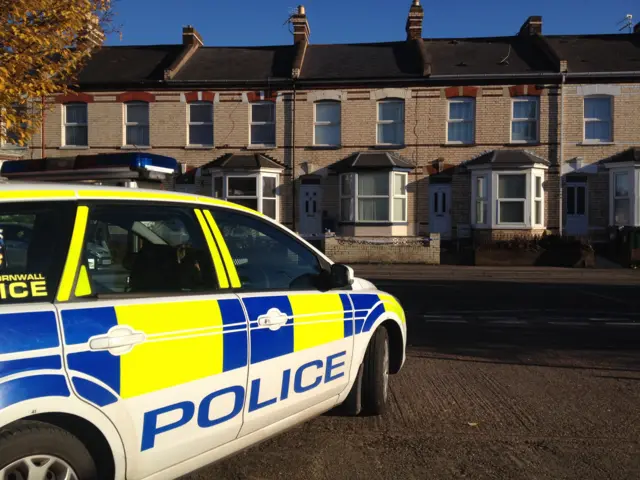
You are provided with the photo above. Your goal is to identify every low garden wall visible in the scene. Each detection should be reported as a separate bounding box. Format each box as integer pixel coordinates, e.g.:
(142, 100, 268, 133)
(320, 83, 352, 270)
(324, 234, 441, 265)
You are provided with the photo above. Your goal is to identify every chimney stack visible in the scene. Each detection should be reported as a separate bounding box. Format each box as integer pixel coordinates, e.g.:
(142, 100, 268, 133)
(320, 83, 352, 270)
(406, 0, 424, 41)
(292, 5, 310, 44)
(183, 25, 204, 47)
(519, 16, 542, 36)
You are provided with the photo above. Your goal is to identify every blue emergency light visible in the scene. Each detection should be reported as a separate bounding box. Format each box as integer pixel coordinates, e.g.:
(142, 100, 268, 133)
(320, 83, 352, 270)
(0, 153, 180, 185)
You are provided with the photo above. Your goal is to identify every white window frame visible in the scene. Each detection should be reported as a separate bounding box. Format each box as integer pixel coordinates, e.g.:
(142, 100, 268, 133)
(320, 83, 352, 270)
(249, 101, 276, 147)
(63, 102, 88, 147)
(392, 172, 408, 222)
(470, 166, 547, 229)
(188, 101, 214, 146)
(339, 171, 409, 223)
(313, 101, 341, 146)
(510, 96, 539, 144)
(376, 99, 405, 146)
(533, 173, 544, 227)
(607, 168, 636, 227)
(497, 173, 528, 226)
(210, 171, 280, 221)
(583, 95, 613, 143)
(447, 97, 475, 145)
(124, 101, 150, 147)
(471, 173, 489, 226)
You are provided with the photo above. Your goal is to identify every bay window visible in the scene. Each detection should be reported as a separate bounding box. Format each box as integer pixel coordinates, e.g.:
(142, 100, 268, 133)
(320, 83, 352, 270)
(210, 172, 279, 220)
(584, 96, 612, 143)
(471, 167, 547, 229)
(447, 98, 475, 144)
(511, 97, 539, 143)
(314, 101, 341, 146)
(340, 171, 408, 223)
(377, 100, 405, 146)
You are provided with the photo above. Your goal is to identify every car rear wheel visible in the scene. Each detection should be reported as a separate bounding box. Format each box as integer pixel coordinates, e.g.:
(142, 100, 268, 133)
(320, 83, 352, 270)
(361, 326, 390, 415)
(0, 421, 97, 480)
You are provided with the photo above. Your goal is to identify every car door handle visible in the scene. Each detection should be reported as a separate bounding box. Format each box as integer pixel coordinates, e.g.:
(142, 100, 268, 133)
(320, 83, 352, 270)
(257, 308, 289, 331)
(89, 326, 146, 355)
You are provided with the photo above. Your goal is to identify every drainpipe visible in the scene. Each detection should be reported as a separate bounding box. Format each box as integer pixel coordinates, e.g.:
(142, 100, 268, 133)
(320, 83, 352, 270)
(40, 96, 46, 159)
(558, 73, 566, 236)
(291, 82, 297, 232)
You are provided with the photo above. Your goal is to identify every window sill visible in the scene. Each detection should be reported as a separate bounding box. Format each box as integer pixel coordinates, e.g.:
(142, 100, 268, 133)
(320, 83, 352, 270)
(577, 141, 615, 146)
(442, 142, 476, 147)
(120, 145, 151, 150)
(339, 222, 408, 226)
(58, 145, 90, 150)
(307, 145, 342, 150)
(491, 225, 543, 230)
(372, 144, 406, 150)
(509, 141, 540, 146)
(0, 146, 28, 151)
(246, 144, 276, 150)
(184, 145, 214, 150)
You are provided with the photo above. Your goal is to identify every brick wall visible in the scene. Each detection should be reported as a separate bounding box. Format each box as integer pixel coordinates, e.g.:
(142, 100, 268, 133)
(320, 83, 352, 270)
(324, 234, 440, 264)
(16, 82, 640, 241)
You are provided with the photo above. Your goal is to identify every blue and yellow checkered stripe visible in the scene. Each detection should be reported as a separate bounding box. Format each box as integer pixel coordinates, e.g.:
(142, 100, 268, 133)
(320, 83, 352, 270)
(62, 298, 247, 402)
(59, 292, 404, 405)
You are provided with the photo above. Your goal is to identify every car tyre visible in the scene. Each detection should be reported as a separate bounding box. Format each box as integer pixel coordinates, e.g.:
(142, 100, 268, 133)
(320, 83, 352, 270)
(361, 326, 390, 415)
(0, 420, 97, 480)
(338, 361, 364, 416)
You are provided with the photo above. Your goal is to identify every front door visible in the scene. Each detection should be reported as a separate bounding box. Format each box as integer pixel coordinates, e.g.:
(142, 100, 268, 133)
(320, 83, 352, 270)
(430, 184, 452, 240)
(207, 208, 354, 438)
(56, 203, 249, 480)
(299, 184, 323, 236)
(566, 183, 588, 236)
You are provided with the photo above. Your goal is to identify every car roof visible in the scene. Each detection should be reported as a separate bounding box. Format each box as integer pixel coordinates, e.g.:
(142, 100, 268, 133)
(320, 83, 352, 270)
(0, 181, 257, 215)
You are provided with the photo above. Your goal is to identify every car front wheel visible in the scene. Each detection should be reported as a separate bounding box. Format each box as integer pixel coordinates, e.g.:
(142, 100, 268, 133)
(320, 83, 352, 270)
(0, 421, 97, 480)
(361, 326, 390, 415)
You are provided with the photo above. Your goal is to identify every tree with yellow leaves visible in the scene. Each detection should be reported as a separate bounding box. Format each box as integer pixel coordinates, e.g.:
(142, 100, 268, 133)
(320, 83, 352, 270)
(0, 0, 114, 145)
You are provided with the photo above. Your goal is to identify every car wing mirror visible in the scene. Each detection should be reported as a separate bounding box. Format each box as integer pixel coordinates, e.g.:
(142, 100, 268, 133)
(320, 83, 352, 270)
(330, 263, 355, 289)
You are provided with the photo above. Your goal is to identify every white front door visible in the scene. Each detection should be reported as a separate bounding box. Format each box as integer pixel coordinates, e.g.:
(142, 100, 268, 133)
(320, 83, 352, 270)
(430, 184, 452, 240)
(299, 184, 323, 235)
(566, 183, 588, 236)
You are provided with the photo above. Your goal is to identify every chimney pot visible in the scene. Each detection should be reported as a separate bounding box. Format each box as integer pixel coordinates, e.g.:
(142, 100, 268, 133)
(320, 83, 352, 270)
(406, 0, 424, 41)
(292, 5, 310, 44)
(519, 15, 542, 36)
(183, 25, 204, 47)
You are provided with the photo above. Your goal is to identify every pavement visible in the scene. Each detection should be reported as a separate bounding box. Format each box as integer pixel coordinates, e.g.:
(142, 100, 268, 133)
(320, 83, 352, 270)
(183, 265, 640, 480)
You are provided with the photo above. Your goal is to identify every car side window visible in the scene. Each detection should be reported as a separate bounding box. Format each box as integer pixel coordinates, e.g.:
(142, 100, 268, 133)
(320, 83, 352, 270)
(79, 204, 219, 297)
(0, 202, 75, 304)
(208, 209, 326, 291)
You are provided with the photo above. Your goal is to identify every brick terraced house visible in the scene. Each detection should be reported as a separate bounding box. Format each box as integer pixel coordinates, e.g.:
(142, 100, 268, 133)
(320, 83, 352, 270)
(4, 1, 640, 245)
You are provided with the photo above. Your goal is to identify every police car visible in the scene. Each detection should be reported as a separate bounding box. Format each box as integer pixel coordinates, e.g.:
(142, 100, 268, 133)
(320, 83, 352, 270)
(0, 181, 406, 480)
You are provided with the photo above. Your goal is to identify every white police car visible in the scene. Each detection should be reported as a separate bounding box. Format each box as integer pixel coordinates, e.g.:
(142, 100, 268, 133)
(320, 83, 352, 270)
(0, 182, 406, 480)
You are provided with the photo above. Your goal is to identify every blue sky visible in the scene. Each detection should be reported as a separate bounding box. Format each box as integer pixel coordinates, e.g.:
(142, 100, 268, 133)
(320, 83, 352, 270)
(106, 0, 640, 46)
